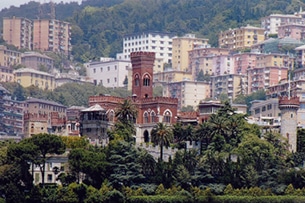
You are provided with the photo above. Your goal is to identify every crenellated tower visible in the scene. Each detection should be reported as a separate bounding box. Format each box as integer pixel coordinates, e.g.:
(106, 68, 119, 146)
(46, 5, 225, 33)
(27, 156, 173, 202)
(279, 96, 300, 152)
(131, 52, 155, 99)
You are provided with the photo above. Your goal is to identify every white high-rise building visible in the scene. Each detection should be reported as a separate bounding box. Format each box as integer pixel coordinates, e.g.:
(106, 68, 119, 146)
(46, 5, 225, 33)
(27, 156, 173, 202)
(85, 58, 131, 88)
(119, 32, 174, 73)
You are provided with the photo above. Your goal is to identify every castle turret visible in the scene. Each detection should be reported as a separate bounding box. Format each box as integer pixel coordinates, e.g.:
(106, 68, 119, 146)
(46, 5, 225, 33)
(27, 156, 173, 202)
(279, 96, 300, 152)
(131, 52, 155, 99)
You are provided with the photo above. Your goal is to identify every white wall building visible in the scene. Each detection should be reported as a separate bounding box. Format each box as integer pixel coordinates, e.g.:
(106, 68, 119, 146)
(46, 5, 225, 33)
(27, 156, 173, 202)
(85, 59, 131, 88)
(261, 14, 304, 35)
(119, 32, 174, 73)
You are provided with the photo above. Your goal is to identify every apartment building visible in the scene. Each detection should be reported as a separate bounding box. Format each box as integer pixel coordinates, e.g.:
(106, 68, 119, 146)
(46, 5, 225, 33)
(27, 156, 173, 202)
(165, 80, 210, 110)
(188, 47, 230, 78)
(172, 34, 209, 72)
(233, 53, 258, 75)
(21, 52, 54, 71)
(154, 69, 192, 84)
(261, 14, 304, 35)
(33, 19, 71, 55)
(85, 58, 131, 88)
(23, 98, 67, 138)
(3, 17, 32, 50)
(219, 25, 265, 50)
(278, 24, 305, 40)
(0, 45, 22, 67)
(295, 45, 305, 68)
(2, 95, 24, 136)
(120, 32, 174, 73)
(255, 53, 289, 68)
(14, 68, 55, 90)
(0, 66, 14, 82)
(212, 55, 235, 76)
(210, 74, 246, 101)
(247, 66, 288, 94)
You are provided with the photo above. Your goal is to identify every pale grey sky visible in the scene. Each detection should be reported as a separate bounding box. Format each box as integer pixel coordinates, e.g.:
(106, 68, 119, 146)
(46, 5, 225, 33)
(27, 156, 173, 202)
(0, 0, 82, 10)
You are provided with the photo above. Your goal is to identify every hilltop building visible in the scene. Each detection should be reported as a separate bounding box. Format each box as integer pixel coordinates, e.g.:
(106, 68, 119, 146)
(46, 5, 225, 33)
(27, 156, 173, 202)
(33, 19, 71, 55)
(0, 45, 22, 67)
(261, 14, 304, 36)
(218, 25, 265, 50)
(119, 32, 174, 73)
(3, 17, 32, 50)
(85, 58, 131, 88)
(172, 34, 210, 73)
(21, 52, 54, 71)
(14, 68, 55, 90)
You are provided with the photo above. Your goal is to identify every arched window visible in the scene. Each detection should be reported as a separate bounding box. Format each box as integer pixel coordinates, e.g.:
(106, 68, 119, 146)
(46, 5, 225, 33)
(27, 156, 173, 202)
(151, 111, 156, 123)
(134, 74, 140, 86)
(144, 130, 149, 143)
(144, 112, 149, 123)
(163, 110, 172, 123)
(143, 74, 150, 86)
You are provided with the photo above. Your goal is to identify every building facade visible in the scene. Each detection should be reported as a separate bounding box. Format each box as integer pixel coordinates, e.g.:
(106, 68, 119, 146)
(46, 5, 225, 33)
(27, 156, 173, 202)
(85, 58, 131, 87)
(121, 32, 174, 73)
(14, 68, 55, 90)
(261, 14, 304, 35)
(218, 25, 265, 50)
(0, 66, 14, 82)
(172, 34, 209, 72)
(21, 52, 54, 71)
(0, 45, 22, 67)
(3, 17, 32, 50)
(33, 19, 71, 55)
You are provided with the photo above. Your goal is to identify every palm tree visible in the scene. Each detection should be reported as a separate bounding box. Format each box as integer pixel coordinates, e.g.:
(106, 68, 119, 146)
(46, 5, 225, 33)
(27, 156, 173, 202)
(151, 122, 173, 161)
(115, 99, 138, 124)
(194, 122, 213, 154)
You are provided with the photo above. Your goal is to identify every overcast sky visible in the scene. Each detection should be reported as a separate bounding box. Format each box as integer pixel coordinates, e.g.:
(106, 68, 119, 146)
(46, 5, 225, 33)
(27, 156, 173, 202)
(0, 0, 82, 10)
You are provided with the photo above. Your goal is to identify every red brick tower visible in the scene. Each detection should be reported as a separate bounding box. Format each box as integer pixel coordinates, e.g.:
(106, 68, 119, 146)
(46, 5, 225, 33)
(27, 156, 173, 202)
(131, 52, 155, 99)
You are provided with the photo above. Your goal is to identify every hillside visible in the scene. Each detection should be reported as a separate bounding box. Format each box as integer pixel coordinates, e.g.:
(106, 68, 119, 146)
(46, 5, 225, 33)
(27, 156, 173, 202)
(0, 0, 305, 62)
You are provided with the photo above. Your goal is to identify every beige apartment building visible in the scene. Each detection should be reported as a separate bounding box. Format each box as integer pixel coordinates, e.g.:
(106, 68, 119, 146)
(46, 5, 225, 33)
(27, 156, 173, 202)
(172, 34, 209, 72)
(14, 68, 55, 90)
(0, 66, 14, 82)
(165, 80, 210, 110)
(3, 17, 32, 50)
(188, 47, 230, 78)
(154, 69, 192, 84)
(21, 52, 54, 71)
(33, 19, 71, 55)
(210, 74, 247, 101)
(0, 45, 22, 67)
(219, 25, 265, 50)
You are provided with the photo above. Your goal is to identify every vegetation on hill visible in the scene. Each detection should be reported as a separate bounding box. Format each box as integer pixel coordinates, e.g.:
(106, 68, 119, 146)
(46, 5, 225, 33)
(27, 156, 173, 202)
(0, 0, 304, 62)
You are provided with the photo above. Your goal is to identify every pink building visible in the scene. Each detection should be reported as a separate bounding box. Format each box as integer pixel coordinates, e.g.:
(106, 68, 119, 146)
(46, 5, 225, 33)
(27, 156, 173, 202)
(212, 55, 234, 76)
(278, 24, 305, 40)
(233, 53, 258, 74)
(247, 66, 288, 94)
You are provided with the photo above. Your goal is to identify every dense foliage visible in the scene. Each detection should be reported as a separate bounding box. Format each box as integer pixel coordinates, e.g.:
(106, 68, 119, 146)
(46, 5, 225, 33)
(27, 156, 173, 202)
(0, 0, 304, 61)
(2, 102, 305, 202)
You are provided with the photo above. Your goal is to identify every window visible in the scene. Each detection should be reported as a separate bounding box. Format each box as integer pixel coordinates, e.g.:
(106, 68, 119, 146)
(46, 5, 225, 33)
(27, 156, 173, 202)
(107, 67, 110, 71)
(107, 79, 110, 83)
(144, 112, 149, 123)
(151, 111, 156, 123)
(47, 174, 52, 183)
(143, 74, 150, 86)
(134, 74, 140, 86)
(163, 111, 171, 123)
(100, 67, 103, 72)
(93, 68, 96, 73)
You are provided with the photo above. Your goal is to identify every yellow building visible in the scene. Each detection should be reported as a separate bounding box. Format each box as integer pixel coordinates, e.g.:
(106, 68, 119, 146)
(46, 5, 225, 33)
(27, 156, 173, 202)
(0, 45, 22, 67)
(256, 53, 289, 68)
(172, 34, 209, 72)
(14, 68, 55, 90)
(154, 69, 192, 83)
(3, 17, 32, 50)
(219, 25, 265, 50)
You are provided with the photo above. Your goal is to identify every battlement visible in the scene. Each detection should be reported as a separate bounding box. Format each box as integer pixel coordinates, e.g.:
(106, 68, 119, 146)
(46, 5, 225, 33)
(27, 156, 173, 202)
(279, 96, 300, 107)
(89, 95, 125, 104)
(133, 96, 178, 104)
(24, 113, 48, 121)
(130, 51, 155, 58)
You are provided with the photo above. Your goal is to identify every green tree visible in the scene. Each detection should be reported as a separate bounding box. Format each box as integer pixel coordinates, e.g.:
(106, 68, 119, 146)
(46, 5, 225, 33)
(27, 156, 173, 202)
(151, 123, 173, 161)
(29, 133, 66, 187)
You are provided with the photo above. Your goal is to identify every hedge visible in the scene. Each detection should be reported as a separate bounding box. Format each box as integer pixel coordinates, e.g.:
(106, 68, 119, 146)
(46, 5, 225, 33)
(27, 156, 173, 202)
(128, 195, 305, 203)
